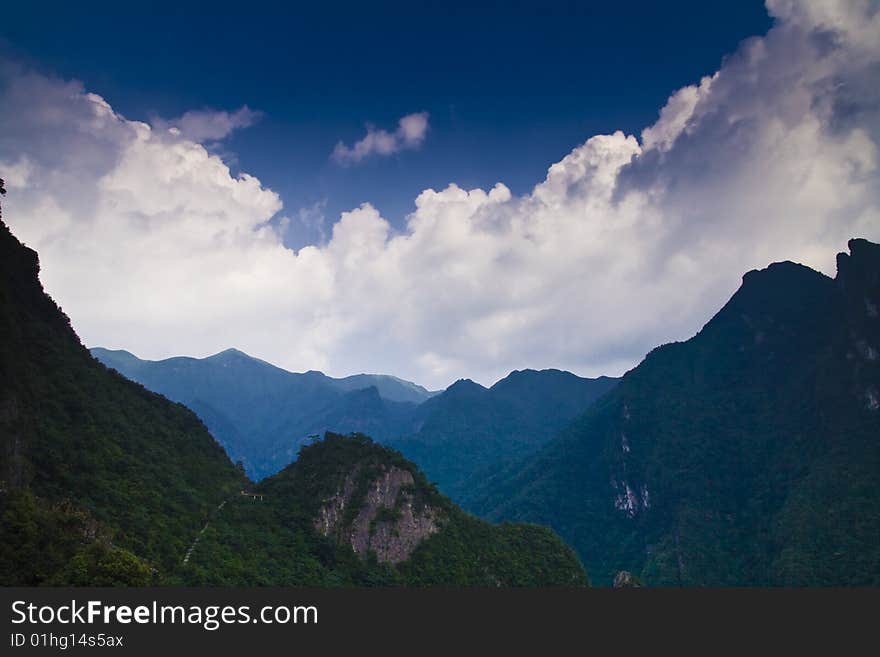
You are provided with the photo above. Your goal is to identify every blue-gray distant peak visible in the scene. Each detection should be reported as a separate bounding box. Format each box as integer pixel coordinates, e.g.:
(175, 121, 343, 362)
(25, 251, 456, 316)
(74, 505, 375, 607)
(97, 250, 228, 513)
(330, 373, 439, 404)
(91, 347, 435, 402)
(386, 369, 620, 504)
(89, 346, 438, 479)
(445, 378, 488, 395)
(210, 347, 250, 359)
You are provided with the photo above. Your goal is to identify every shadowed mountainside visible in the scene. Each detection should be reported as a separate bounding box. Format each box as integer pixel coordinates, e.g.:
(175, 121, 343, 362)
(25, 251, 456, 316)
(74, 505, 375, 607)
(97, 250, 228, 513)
(388, 370, 618, 505)
(470, 240, 880, 586)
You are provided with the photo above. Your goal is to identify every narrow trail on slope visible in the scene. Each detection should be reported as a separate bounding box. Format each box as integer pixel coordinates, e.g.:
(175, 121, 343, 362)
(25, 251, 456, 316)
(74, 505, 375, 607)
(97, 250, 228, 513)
(182, 499, 229, 566)
(181, 491, 268, 566)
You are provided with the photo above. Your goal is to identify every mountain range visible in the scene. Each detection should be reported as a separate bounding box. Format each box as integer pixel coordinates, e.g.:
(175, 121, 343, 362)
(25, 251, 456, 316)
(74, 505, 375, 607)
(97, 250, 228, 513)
(4, 188, 879, 586)
(91, 347, 618, 499)
(386, 370, 618, 503)
(468, 240, 880, 585)
(89, 238, 880, 586)
(0, 215, 586, 586)
(90, 347, 435, 479)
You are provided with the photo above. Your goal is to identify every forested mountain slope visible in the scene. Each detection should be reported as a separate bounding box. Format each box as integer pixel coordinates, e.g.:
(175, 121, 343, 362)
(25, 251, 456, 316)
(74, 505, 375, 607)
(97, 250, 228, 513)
(472, 240, 880, 586)
(0, 217, 244, 584)
(179, 433, 587, 587)
(388, 370, 617, 505)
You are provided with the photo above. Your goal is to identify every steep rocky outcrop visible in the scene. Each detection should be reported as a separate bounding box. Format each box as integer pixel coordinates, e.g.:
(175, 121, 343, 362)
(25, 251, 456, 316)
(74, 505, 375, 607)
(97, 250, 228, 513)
(613, 571, 643, 588)
(252, 432, 589, 586)
(315, 465, 440, 563)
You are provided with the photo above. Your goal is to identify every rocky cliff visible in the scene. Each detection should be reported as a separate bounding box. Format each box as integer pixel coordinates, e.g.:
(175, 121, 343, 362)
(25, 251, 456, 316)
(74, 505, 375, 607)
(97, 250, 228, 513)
(245, 432, 588, 586)
(315, 464, 440, 563)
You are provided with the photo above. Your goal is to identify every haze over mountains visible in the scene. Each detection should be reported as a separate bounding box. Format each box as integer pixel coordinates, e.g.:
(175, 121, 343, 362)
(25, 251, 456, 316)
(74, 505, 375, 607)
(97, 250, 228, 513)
(93, 348, 438, 405)
(90, 347, 437, 478)
(91, 347, 618, 496)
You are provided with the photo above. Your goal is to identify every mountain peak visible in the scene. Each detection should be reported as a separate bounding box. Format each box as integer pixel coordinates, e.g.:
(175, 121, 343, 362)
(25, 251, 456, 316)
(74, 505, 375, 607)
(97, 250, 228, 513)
(741, 259, 827, 286)
(445, 378, 488, 396)
(331, 373, 437, 403)
(720, 259, 833, 324)
(473, 238, 880, 586)
(493, 368, 572, 385)
(210, 347, 252, 360)
(838, 237, 880, 288)
(847, 237, 880, 260)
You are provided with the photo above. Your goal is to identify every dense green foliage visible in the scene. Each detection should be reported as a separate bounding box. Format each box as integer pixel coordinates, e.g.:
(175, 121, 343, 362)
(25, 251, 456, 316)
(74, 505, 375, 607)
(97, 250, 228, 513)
(91, 348, 428, 479)
(400, 513, 589, 587)
(0, 490, 154, 586)
(181, 434, 588, 586)
(261, 433, 449, 515)
(472, 241, 880, 586)
(387, 371, 618, 505)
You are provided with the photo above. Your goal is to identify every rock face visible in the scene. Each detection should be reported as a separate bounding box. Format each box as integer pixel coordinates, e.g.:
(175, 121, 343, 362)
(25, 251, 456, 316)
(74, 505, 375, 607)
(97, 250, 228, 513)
(613, 571, 642, 588)
(315, 464, 440, 563)
(257, 433, 589, 585)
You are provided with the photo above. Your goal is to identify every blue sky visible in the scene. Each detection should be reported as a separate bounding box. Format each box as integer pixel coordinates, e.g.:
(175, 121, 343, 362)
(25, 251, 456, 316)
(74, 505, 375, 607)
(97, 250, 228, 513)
(2, 0, 771, 247)
(1, 1, 877, 388)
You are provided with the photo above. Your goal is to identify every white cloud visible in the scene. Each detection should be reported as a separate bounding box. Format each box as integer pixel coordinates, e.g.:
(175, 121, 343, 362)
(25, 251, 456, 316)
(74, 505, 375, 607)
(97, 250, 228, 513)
(640, 74, 715, 153)
(1, 0, 879, 390)
(332, 111, 429, 165)
(156, 105, 262, 142)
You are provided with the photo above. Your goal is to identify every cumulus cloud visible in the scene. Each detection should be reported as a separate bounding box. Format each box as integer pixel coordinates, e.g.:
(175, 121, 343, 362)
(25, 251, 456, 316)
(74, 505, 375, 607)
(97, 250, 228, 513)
(332, 112, 429, 165)
(156, 105, 262, 142)
(1, 0, 878, 390)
